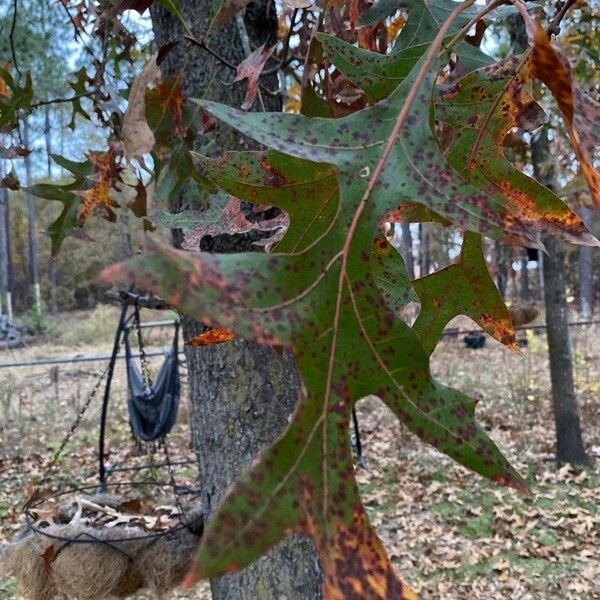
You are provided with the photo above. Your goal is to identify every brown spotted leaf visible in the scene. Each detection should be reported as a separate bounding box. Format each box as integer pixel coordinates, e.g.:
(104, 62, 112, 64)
(413, 232, 518, 355)
(102, 54, 527, 598)
(0, 168, 20, 190)
(434, 55, 598, 247)
(320, 36, 596, 247)
(530, 23, 600, 211)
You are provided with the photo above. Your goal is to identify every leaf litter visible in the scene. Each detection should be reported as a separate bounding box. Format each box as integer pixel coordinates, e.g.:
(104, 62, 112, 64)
(1, 308, 599, 598)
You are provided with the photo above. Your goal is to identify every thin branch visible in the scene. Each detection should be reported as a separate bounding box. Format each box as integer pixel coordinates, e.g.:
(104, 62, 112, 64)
(235, 14, 253, 56)
(547, 0, 578, 35)
(10, 0, 21, 78)
(186, 36, 239, 71)
(30, 92, 96, 110)
(445, 0, 506, 51)
(280, 8, 299, 67)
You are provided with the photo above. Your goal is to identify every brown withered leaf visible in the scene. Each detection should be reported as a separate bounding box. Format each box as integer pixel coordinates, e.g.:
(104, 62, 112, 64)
(76, 148, 123, 226)
(128, 180, 148, 217)
(187, 328, 236, 346)
(235, 44, 276, 110)
(41, 544, 55, 575)
(0, 168, 20, 190)
(122, 55, 160, 158)
(530, 23, 600, 210)
(0, 145, 31, 159)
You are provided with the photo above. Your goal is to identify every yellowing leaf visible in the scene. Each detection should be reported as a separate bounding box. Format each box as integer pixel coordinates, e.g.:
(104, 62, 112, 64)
(531, 23, 600, 210)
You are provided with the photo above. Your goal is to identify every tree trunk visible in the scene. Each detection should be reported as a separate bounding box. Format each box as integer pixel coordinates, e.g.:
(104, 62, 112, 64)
(23, 119, 41, 315)
(578, 206, 594, 320)
(44, 106, 59, 314)
(419, 222, 430, 277)
(531, 128, 588, 465)
(520, 249, 530, 304)
(400, 222, 415, 279)
(0, 156, 13, 320)
(150, 4, 323, 598)
(495, 241, 508, 300)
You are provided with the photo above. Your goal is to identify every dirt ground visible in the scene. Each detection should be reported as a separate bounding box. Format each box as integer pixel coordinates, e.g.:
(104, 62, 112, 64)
(0, 305, 599, 599)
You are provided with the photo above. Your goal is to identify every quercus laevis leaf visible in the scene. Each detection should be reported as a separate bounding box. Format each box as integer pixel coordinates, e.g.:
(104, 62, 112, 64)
(413, 232, 517, 355)
(318, 33, 492, 103)
(321, 37, 596, 247)
(434, 56, 598, 248)
(197, 57, 557, 247)
(0, 68, 33, 133)
(195, 151, 339, 253)
(103, 51, 528, 597)
(360, 0, 475, 50)
(27, 154, 93, 256)
(530, 24, 600, 211)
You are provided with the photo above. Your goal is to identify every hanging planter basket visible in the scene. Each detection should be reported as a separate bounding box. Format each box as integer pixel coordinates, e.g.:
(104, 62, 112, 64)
(0, 482, 203, 600)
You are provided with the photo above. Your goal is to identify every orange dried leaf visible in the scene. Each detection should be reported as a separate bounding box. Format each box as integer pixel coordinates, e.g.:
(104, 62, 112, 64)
(76, 148, 122, 226)
(531, 23, 600, 210)
(187, 328, 235, 346)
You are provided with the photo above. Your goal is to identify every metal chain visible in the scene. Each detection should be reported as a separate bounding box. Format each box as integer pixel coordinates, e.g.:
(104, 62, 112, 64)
(160, 438, 186, 519)
(24, 364, 109, 508)
(133, 301, 152, 388)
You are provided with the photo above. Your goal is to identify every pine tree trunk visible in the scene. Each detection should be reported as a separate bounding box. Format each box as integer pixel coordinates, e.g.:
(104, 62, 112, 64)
(495, 241, 508, 300)
(578, 206, 594, 320)
(419, 222, 430, 277)
(0, 155, 13, 320)
(44, 106, 59, 314)
(520, 249, 530, 304)
(23, 119, 41, 315)
(150, 3, 323, 598)
(531, 128, 588, 465)
(400, 222, 415, 279)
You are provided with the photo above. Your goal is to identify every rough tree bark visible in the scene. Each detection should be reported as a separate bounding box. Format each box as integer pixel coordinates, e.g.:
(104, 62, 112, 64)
(531, 128, 588, 465)
(150, 3, 323, 598)
(578, 206, 594, 320)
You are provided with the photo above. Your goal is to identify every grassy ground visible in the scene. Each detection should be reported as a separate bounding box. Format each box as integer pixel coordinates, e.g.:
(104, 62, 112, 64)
(1, 306, 599, 599)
